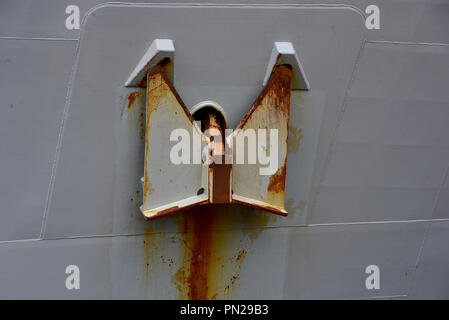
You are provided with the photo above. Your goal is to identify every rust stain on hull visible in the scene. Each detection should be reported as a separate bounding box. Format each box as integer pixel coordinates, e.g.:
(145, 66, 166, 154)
(140, 64, 295, 300)
(127, 91, 140, 110)
(185, 207, 215, 300)
(139, 111, 145, 140)
(141, 203, 277, 299)
(122, 91, 145, 141)
(169, 204, 277, 299)
(171, 205, 220, 300)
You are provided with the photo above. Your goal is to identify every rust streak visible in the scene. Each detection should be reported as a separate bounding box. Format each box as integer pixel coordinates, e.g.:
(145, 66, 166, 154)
(186, 208, 215, 300)
(139, 111, 145, 140)
(127, 91, 140, 110)
(235, 250, 247, 266)
(267, 165, 286, 194)
(171, 205, 238, 300)
(234, 64, 292, 133)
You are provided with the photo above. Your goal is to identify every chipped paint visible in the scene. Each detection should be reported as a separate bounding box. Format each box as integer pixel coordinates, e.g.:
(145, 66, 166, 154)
(139, 201, 281, 300)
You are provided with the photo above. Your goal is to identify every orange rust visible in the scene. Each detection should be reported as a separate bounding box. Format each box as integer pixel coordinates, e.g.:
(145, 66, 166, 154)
(185, 207, 215, 300)
(178, 205, 227, 299)
(143, 198, 209, 221)
(235, 250, 247, 265)
(135, 57, 173, 88)
(210, 293, 218, 300)
(136, 76, 147, 87)
(234, 64, 292, 132)
(143, 72, 152, 209)
(146, 65, 197, 125)
(139, 111, 145, 140)
(267, 165, 286, 194)
(171, 205, 243, 300)
(230, 64, 291, 215)
(210, 163, 232, 203)
(143, 67, 169, 210)
(172, 265, 189, 294)
(224, 274, 240, 293)
(127, 91, 140, 110)
(141, 63, 295, 300)
(146, 183, 154, 196)
(160, 255, 172, 266)
(166, 204, 284, 299)
(143, 64, 204, 215)
(197, 109, 232, 204)
(143, 63, 292, 218)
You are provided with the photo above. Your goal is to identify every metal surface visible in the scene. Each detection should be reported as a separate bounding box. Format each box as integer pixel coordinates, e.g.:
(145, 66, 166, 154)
(141, 60, 293, 217)
(125, 39, 175, 87)
(263, 42, 310, 90)
(0, 38, 76, 241)
(231, 65, 292, 215)
(142, 65, 208, 219)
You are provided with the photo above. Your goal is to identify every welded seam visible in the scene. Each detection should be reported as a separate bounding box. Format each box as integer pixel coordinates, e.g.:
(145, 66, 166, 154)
(11, 217, 448, 246)
(368, 40, 449, 47)
(408, 160, 449, 297)
(308, 218, 449, 227)
(1, 35, 77, 239)
(347, 294, 408, 300)
(0, 36, 76, 41)
(309, 38, 449, 220)
(39, 42, 83, 238)
(308, 37, 449, 298)
(84, 2, 366, 20)
(330, 140, 449, 148)
(0, 238, 42, 245)
(308, 39, 367, 222)
(318, 185, 442, 190)
(374, 27, 449, 291)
